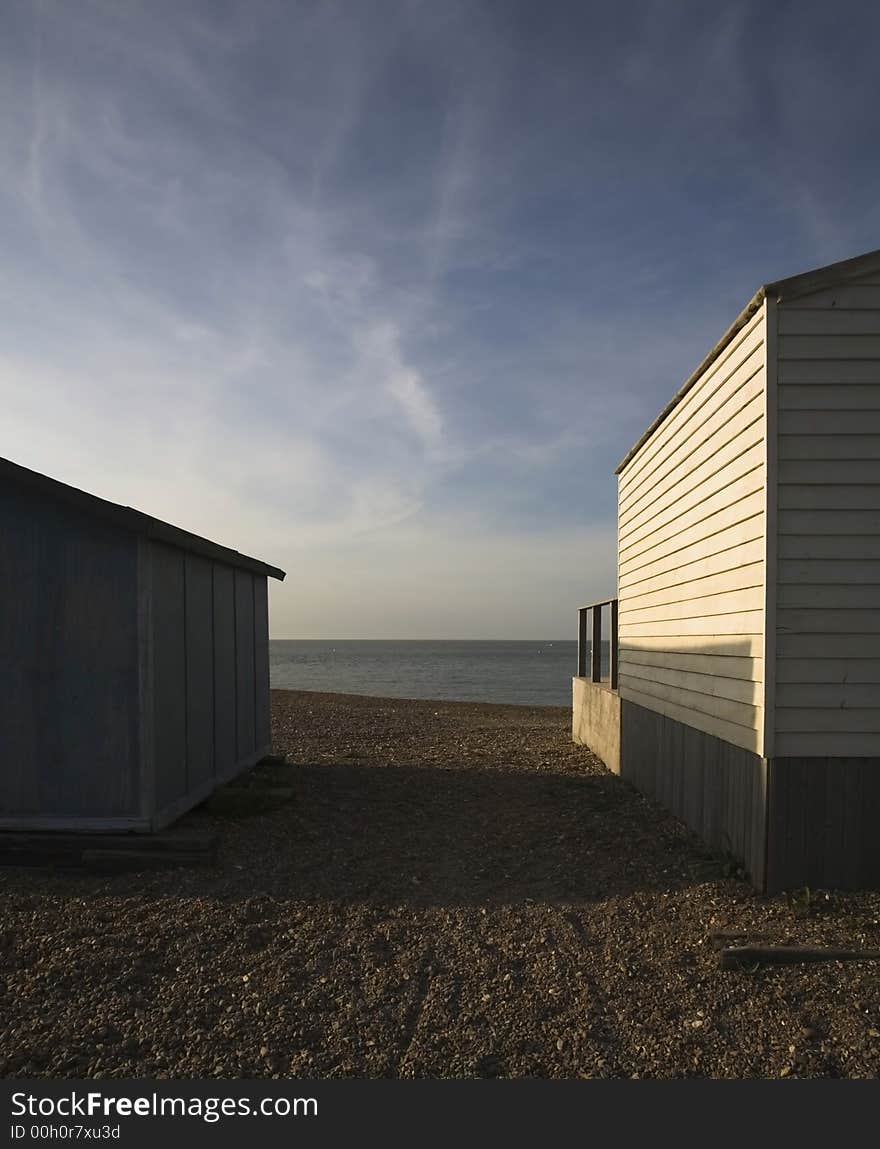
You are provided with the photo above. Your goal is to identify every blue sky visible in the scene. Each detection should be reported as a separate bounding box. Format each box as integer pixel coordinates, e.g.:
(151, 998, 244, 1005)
(2, 0, 879, 638)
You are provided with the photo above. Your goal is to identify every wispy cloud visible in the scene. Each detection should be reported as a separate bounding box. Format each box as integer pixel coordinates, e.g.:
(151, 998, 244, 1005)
(360, 321, 444, 452)
(1, 0, 878, 636)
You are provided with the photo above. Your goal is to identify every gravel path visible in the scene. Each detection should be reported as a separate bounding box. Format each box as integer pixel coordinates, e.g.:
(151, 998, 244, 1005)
(2, 688, 880, 1079)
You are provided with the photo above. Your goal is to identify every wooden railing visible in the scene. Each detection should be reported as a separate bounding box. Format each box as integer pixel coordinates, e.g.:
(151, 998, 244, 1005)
(577, 597, 618, 689)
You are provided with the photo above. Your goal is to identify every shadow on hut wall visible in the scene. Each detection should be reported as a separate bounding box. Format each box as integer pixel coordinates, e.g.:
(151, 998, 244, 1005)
(578, 634, 880, 894)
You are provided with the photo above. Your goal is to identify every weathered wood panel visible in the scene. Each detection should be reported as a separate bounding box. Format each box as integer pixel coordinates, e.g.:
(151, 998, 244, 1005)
(779, 460, 880, 484)
(253, 576, 270, 750)
(212, 564, 236, 780)
(779, 558, 880, 584)
(622, 677, 761, 734)
(776, 708, 880, 733)
(776, 658, 880, 684)
(779, 634, 880, 660)
(778, 358, 880, 384)
(620, 699, 768, 885)
(777, 308, 880, 335)
(778, 334, 880, 359)
(47, 524, 140, 818)
(779, 283, 880, 310)
(0, 492, 40, 817)
(620, 661, 763, 706)
(780, 410, 880, 436)
(766, 757, 880, 891)
(778, 485, 880, 510)
(778, 533, 880, 560)
(618, 647, 762, 682)
(777, 607, 880, 633)
(778, 434, 880, 460)
(774, 733, 880, 757)
(185, 553, 214, 793)
(235, 569, 256, 761)
(779, 384, 880, 410)
(777, 681, 880, 707)
(0, 486, 140, 823)
(621, 682, 762, 754)
(136, 538, 154, 828)
(0, 471, 278, 830)
(775, 287, 880, 757)
(151, 544, 187, 812)
(778, 584, 880, 609)
(779, 509, 880, 535)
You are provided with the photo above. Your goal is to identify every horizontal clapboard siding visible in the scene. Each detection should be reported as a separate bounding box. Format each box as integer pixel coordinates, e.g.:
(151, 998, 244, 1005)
(618, 306, 766, 754)
(618, 532, 764, 593)
(775, 278, 880, 757)
(780, 282, 880, 310)
(619, 318, 764, 510)
(620, 562, 763, 611)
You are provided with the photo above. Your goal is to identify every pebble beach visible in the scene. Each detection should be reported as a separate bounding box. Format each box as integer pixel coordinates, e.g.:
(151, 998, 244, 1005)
(2, 689, 880, 1079)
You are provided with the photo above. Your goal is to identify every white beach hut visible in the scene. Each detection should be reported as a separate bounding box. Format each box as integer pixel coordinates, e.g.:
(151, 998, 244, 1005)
(573, 247, 880, 891)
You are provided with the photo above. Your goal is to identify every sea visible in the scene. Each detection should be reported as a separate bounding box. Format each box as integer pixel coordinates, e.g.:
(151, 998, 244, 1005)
(269, 640, 609, 708)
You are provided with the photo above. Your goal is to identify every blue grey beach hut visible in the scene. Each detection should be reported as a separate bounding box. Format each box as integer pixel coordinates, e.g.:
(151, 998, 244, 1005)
(0, 456, 285, 832)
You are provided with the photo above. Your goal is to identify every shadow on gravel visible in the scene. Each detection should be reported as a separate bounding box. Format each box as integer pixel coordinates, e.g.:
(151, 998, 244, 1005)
(256, 761, 716, 906)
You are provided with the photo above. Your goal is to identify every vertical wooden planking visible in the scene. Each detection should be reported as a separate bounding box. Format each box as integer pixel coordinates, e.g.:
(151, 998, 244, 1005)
(620, 699, 769, 885)
(23, 498, 140, 820)
(0, 490, 40, 816)
(858, 761, 880, 884)
(746, 756, 761, 880)
(253, 576, 270, 751)
(137, 537, 154, 824)
(213, 564, 236, 781)
(0, 474, 282, 829)
(728, 747, 740, 859)
(787, 765, 804, 890)
(748, 758, 766, 888)
(185, 553, 214, 793)
(766, 757, 880, 890)
(151, 543, 187, 812)
(235, 569, 256, 760)
(804, 760, 828, 887)
(765, 761, 783, 891)
(840, 762, 864, 889)
(700, 747, 716, 845)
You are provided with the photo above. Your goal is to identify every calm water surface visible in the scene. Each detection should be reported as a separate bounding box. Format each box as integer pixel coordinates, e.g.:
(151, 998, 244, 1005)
(270, 640, 608, 707)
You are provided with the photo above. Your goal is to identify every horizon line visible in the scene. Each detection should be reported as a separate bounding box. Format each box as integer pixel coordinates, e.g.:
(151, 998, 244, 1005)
(269, 636, 580, 643)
